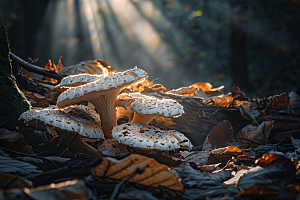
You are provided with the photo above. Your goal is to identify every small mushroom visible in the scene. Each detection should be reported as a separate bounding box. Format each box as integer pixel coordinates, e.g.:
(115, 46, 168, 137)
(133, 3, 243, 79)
(112, 123, 193, 151)
(123, 93, 184, 124)
(18, 105, 103, 139)
(56, 67, 148, 138)
(18, 105, 104, 158)
(52, 74, 103, 92)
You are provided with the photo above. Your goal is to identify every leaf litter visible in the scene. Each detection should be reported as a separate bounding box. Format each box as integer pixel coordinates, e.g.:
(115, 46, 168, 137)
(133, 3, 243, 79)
(1, 56, 300, 200)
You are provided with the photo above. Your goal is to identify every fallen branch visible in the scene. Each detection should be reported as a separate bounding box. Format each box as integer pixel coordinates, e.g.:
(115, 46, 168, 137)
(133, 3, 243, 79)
(10, 52, 65, 82)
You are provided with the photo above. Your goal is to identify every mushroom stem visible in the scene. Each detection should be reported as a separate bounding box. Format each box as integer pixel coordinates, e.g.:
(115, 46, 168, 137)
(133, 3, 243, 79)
(90, 84, 133, 139)
(130, 113, 158, 124)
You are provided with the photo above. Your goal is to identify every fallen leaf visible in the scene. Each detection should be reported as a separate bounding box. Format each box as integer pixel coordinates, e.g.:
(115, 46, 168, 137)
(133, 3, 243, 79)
(0, 172, 32, 189)
(0, 129, 33, 154)
(0, 179, 89, 200)
(237, 154, 295, 189)
(59, 60, 114, 75)
(253, 92, 290, 111)
(205, 95, 234, 107)
(231, 84, 249, 101)
(0, 156, 42, 177)
(206, 146, 246, 166)
(206, 120, 236, 149)
(92, 154, 184, 193)
(236, 121, 273, 149)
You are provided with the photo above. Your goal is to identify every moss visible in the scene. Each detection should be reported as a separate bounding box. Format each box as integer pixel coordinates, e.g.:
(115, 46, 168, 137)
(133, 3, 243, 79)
(0, 16, 31, 130)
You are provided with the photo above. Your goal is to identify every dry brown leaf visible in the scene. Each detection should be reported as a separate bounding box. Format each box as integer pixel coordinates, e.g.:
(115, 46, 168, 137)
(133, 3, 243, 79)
(43, 60, 59, 84)
(253, 92, 290, 111)
(0, 172, 32, 189)
(207, 120, 236, 149)
(257, 153, 281, 167)
(0, 129, 33, 154)
(205, 95, 234, 108)
(91, 154, 184, 193)
(231, 84, 249, 101)
(22, 90, 50, 107)
(190, 82, 212, 92)
(236, 121, 273, 149)
(59, 60, 114, 75)
(0, 180, 89, 200)
(206, 146, 246, 166)
(237, 179, 282, 197)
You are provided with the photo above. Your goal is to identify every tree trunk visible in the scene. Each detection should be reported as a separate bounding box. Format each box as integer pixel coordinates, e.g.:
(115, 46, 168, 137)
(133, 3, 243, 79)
(230, 0, 251, 92)
(0, 17, 31, 130)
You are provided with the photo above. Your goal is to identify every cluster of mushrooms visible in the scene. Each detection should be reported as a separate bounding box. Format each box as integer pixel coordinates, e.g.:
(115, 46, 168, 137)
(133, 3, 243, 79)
(19, 67, 193, 156)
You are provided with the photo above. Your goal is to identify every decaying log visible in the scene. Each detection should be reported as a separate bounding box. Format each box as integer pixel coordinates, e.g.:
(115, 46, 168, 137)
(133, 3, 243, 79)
(144, 92, 253, 147)
(256, 113, 300, 138)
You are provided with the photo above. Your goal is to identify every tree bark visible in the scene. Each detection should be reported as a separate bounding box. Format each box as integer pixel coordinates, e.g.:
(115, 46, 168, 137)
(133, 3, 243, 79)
(0, 17, 31, 130)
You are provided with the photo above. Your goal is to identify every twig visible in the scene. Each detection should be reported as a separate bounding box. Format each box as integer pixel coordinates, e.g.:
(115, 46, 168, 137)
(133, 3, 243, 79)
(59, 133, 79, 157)
(9, 52, 65, 81)
(109, 168, 144, 200)
(25, 158, 103, 186)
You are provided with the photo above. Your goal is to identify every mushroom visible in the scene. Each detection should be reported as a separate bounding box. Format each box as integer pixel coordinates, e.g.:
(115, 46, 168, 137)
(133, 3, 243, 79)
(52, 74, 103, 92)
(18, 105, 104, 158)
(123, 93, 184, 124)
(56, 67, 148, 138)
(112, 123, 193, 150)
(18, 105, 103, 139)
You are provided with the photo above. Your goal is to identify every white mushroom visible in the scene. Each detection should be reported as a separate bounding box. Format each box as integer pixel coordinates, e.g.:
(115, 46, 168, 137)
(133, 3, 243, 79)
(52, 74, 103, 92)
(19, 105, 103, 139)
(112, 123, 193, 151)
(122, 93, 184, 124)
(56, 67, 148, 138)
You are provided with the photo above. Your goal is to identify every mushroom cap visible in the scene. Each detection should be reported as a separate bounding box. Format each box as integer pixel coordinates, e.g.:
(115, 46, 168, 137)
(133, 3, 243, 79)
(165, 130, 193, 149)
(126, 93, 183, 117)
(56, 67, 148, 108)
(53, 74, 103, 92)
(18, 105, 104, 139)
(112, 123, 192, 151)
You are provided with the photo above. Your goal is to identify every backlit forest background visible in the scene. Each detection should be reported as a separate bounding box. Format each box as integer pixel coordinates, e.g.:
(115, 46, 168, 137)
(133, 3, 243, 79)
(0, 0, 299, 96)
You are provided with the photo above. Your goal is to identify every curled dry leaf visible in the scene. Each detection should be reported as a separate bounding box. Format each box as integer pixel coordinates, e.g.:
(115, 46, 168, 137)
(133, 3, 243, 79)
(237, 154, 295, 189)
(0, 129, 33, 154)
(231, 84, 249, 101)
(235, 121, 273, 149)
(59, 59, 115, 76)
(91, 154, 184, 193)
(0, 172, 32, 189)
(205, 95, 234, 107)
(22, 90, 50, 107)
(0, 179, 89, 200)
(206, 146, 246, 167)
(253, 92, 290, 111)
(43, 60, 60, 84)
(205, 120, 236, 150)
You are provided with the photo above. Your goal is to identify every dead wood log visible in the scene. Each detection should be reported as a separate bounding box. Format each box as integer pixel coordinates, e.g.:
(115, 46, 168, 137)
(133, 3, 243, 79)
(144, 92, 253, 147)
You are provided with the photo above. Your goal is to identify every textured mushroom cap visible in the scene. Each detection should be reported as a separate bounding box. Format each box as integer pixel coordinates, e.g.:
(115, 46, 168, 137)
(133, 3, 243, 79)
(19, 105, 104, 139)
(126, 93, 183, 117)
(53, 74, 103, 91)
(165, 130, 193, 149)
(112, 123, 192, 151)
(56, 67, 148, 107)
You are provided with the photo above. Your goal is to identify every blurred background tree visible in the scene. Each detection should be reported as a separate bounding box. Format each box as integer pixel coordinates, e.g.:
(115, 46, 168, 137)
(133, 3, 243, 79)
(0, 0, 299, 97)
